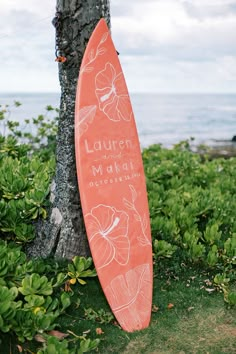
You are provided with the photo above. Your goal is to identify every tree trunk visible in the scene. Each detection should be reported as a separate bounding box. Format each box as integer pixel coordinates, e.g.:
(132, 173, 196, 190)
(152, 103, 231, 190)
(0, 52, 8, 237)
(27, 0, 110, 259)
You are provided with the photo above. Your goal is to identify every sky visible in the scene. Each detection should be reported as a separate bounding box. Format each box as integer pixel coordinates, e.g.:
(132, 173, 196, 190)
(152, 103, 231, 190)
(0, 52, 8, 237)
(1, 0, 236, 93)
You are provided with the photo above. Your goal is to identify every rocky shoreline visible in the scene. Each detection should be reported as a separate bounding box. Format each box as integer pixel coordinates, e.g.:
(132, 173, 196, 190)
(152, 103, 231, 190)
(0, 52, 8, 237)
(195, 141, 236, 159)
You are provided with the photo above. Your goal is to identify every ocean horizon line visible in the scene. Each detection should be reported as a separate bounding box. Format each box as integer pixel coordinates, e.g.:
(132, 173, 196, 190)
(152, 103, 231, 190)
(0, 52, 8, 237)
(0, 92, 235, 149)
(0, 91, 236, 96)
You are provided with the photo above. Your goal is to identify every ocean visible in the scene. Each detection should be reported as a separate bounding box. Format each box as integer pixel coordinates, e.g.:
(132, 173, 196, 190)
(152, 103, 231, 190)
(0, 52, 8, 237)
(0, 92, 236, 149)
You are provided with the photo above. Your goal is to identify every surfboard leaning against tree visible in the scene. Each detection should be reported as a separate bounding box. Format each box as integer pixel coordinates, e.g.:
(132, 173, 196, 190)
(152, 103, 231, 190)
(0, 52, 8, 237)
(27, 0, 110, 259)
(74, 18, 153, 332)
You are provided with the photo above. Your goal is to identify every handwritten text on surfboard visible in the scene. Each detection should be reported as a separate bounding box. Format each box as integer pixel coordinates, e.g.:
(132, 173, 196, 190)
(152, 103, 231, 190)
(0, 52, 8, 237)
(84, 138, 141, 187)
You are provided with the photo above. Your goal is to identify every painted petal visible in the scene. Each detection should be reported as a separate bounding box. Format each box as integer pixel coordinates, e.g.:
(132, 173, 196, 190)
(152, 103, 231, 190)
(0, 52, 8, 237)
(103, 96, 121, 121)
(95, 63, 115, 90)
(85, 214, 101, 242)
(114, 72, 127, 96)
(89, 233, 115, 269)
(96, 87, 116, 109)
(112, 236, 130, 265)
(89, 204, 115, 234)
(105, 264, 152, 332)
(117, 96, 132, 121)
(106, 210, 129, 240)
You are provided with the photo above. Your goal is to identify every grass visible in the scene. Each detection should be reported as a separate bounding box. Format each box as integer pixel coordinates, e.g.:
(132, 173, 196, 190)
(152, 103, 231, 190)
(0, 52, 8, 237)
(62, 264, 236, 354)
(1, 263, 235, 353)
(96, 265, 235, 354)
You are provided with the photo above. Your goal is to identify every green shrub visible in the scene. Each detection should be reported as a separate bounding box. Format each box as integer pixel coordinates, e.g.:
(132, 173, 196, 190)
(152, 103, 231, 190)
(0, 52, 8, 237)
(1, 101, 235, 351)
(144, 142, 236, 303)
(144, 142, 236, 262)
(0, 103, 100, 352)
(0, 241, 69, 341)
(0, 154, 55, 243)
(0, 102, 59, 160)
(0, 103, 56, 243)
(0, 241, 99, 352)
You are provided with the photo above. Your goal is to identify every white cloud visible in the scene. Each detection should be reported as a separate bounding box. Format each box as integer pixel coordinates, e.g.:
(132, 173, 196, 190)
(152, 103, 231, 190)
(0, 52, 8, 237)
(111, 0, 236, 92)
(1, 0, 236, 93)
(0, 1, 58, 92)
(112, 0, 236, 56)
(0, 1, 55, 13)
(119, 54, 236, 94)
(112, 1, 191, 43)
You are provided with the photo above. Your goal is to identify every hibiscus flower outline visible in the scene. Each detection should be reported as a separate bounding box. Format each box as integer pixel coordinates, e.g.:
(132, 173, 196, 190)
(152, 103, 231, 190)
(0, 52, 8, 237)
(85, 204, 130, 269)
(95, 62, 133, 122)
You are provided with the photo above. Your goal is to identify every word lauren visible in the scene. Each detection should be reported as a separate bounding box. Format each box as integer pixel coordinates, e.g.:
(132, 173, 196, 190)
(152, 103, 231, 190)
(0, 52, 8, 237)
(84, 138, 133, 153)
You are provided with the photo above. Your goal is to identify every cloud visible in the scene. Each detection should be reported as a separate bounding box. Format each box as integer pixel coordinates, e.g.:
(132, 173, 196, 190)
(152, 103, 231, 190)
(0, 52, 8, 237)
(112, 0, 236, 58)
(119, 54, 236, 94)
(0, 2, 58, 92)
(1, 0, 236, 93)
(182, 0, 236, 19)
(0, 0, 55, 14)
(111, 0, 236, 92)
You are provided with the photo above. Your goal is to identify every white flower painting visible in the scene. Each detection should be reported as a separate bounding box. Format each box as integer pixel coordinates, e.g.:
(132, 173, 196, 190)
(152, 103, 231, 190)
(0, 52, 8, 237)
(95, 63, 133, 122)
(85, 204, 130, 269)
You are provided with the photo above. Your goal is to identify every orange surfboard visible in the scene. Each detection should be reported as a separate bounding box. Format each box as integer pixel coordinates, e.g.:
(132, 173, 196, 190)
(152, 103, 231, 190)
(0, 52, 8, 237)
(75, 19, 153, 332)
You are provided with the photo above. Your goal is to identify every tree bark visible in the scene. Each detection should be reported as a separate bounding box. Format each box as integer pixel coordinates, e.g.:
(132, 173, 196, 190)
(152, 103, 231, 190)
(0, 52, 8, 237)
(27, 0, 110, 259)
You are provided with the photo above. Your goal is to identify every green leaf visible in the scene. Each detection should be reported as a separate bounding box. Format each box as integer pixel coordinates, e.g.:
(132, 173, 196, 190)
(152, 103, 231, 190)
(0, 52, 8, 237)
(24, 294, 45, 308)
(68, 263, 75, 274)
(72, 256, 86, 273)
(53, 272, 67, 288)
(78, 338, 100, 354)
(19, 274, 53, 296)
(60, 292, 71, 311)
(227, 291, 236, 305)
